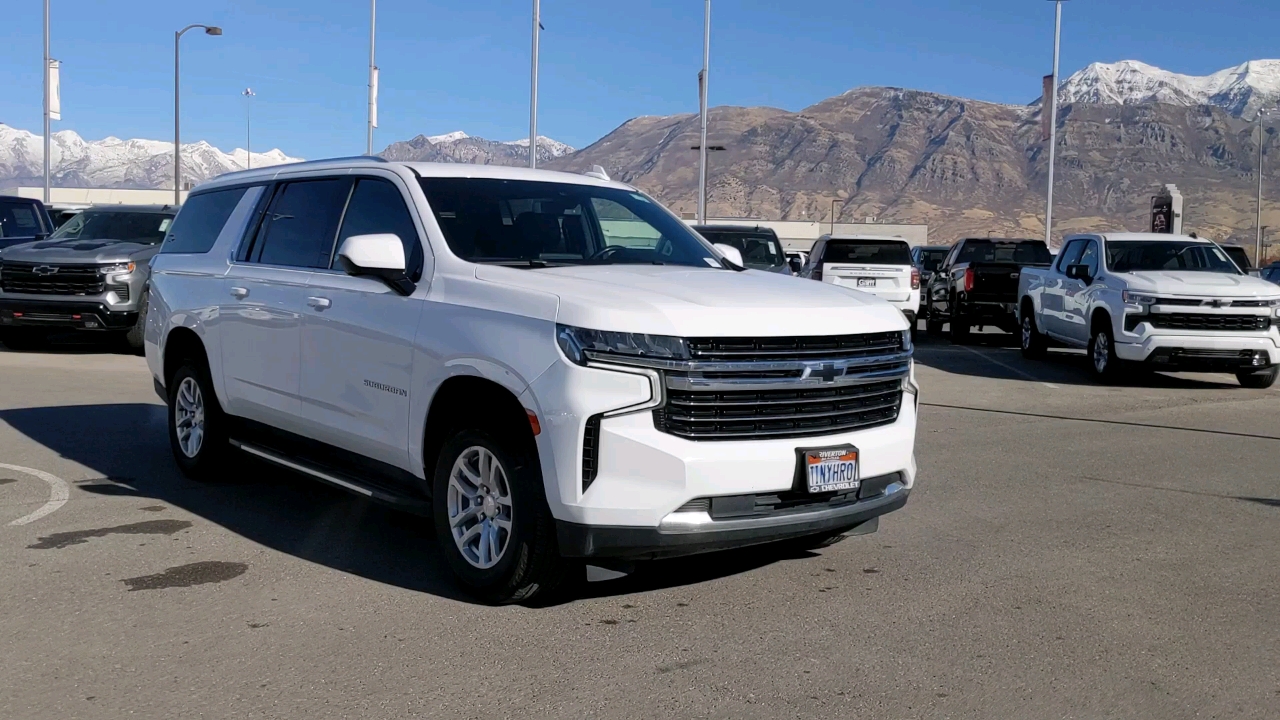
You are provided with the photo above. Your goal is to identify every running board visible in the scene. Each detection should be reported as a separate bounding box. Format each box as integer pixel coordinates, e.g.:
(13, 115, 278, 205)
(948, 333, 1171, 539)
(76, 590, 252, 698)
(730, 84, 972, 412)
(230, 439, 431, 516)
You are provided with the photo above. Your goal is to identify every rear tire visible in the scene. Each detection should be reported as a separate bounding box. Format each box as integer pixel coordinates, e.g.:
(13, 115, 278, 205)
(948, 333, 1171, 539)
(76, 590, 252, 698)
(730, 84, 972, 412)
(167, 358, 233, 481)
(1020, 307, 1047, 359)
(432, 428, 568, 605)
(1237, 366, 1278, 389)
(925, 300, 943, 336)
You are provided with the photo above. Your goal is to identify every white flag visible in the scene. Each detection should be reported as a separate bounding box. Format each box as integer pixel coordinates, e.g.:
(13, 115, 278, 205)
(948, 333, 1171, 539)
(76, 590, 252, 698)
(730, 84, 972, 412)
(369, 67, 379, 129)
(48, 59, 62, 121)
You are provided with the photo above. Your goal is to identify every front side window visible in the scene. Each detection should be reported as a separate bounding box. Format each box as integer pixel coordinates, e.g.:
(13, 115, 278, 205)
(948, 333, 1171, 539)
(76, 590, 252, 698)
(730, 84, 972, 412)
(49, 210, 173, 244)
(336, 179, 425, 281)
(1105, 241, 1242, 275)
(820, 240, 912, 265)
(417, 178, 721, 268)
(1056, 239, 1086, 272)
(251, 179, 350, 269)
(1079, 241, 1101, 278)
(161, 187, 248, 254)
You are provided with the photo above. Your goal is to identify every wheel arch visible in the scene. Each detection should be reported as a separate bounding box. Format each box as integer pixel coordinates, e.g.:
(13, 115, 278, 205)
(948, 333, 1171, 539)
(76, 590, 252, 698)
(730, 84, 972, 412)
(421, 375, 539, 490)
(1090, 306, 1113, 335)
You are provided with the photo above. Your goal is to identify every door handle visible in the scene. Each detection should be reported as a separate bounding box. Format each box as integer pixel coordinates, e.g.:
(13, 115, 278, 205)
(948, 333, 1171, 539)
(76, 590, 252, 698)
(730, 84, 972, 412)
(229, 286, 249, 299)
(307, 296, 332, 310)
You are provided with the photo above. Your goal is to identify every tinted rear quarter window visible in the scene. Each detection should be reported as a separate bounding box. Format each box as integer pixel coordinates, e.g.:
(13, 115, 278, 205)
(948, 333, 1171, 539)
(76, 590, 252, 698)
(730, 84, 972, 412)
(161, 187, 249, 254)
(821, 241, 912, 265)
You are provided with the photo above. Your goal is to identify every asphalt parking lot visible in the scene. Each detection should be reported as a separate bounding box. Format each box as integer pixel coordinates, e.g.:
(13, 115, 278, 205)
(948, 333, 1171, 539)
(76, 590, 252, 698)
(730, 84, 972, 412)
(1, 331, 1278, 719)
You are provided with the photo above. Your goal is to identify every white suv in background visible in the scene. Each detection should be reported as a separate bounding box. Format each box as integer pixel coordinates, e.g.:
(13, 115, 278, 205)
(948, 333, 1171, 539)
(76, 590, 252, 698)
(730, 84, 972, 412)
(801, 235, 921, 326)
(145, 158, 919, 603)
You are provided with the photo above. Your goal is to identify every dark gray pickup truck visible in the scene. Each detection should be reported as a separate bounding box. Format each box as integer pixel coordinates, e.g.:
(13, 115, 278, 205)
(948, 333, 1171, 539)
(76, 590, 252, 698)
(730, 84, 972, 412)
(924, 237, 1053, 342)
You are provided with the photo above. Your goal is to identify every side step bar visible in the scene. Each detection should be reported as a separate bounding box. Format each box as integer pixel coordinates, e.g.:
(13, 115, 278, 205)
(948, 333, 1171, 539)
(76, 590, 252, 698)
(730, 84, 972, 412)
(230, 439, 431, 516)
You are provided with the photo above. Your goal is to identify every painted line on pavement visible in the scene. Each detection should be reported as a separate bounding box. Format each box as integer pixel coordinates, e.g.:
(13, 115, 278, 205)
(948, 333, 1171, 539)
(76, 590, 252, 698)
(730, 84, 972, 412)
(956, 345, 1060, 389)
(2, 463, 71, 526)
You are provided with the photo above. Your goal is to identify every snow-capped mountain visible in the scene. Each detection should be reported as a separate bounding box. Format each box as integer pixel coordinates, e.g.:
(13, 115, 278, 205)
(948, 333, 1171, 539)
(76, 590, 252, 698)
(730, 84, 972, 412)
(379, 131, 574, 166)
(0, 123, 302, 190)
(1057, 59, 1280, 118)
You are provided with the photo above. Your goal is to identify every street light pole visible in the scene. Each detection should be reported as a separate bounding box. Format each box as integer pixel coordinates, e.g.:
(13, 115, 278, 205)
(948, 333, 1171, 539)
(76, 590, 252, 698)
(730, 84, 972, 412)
(1044, 0, 1066, 248)
(830, 198, 838, 235)
(1256, 112, 1269, 265)
(174, 24, 222, 205)
(697, 0, 711, 225)
(367, 0, 376, 155)
(529, 0, 541, 169)
(243, 88, 255, 169)
(43, 0, 50, 204)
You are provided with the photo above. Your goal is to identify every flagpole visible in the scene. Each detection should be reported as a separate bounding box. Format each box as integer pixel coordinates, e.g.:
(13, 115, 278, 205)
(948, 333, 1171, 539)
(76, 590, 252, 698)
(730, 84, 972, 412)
(529, 0, 540, 169)
(1044, 0, 1065, 248)
(43, 0, 51, 204)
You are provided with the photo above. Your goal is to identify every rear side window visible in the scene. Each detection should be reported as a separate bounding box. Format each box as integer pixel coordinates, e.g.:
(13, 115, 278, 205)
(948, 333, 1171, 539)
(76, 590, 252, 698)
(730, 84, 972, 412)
(161, 187, 248, 254)
(336, 179, 425, 281)
(821, 240, 912, 265)
(251, 179, 350, 269)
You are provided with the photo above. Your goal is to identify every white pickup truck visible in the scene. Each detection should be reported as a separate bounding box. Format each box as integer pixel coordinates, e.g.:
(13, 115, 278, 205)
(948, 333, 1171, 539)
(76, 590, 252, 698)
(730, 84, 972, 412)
(1017, 232, 1280, 387)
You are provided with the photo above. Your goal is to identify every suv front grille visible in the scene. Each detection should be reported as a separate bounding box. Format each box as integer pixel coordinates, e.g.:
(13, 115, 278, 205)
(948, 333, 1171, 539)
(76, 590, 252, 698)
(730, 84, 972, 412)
(655, 379, 903, 440)
(1141, 313, 1270, 332)
(653, 332, 911, 441)
(0, 262, 104, 296)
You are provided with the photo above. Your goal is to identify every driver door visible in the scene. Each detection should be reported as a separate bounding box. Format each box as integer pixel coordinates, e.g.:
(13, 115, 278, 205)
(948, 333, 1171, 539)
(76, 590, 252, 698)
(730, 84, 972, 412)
(1061, 240, 1100, 344)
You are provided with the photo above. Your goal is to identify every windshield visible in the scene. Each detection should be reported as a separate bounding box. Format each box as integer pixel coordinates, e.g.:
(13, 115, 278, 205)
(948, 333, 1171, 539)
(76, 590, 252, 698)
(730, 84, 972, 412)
(417, 178, 723, 268)
(49, 210, 173, 245)
(1105, 241, 1241, 274)
(956, 240, 1051, 265)
(695, 229, 786, 270)
(918, 248, 947, 271)
(822, 240, 912, 265)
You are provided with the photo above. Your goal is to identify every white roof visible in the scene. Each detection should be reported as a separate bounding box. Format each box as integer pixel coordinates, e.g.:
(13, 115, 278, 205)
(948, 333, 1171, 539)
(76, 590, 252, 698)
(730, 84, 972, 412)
(1081, 232, 1216, 243)
(820, 234, 909, 242)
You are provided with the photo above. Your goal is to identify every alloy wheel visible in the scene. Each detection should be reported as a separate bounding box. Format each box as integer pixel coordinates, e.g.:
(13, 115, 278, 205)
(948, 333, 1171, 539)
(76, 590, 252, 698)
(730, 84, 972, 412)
(174, 376, 206, 458)
(1093, 332, 1110, 374)
(1021, 315, 1033, 350)
(447, 446, 514, 569)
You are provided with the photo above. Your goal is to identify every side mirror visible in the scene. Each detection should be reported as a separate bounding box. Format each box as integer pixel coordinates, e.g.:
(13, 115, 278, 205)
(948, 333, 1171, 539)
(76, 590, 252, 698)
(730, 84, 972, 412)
(1065, 264, 1092, 282)
(713, 243, 745, 269)
(336, 233, 415, 296)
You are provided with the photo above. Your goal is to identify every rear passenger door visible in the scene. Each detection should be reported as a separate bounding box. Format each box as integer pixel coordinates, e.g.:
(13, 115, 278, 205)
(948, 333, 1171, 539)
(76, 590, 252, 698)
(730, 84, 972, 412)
(297, 175, 427, 472)
(219, 177, 350, 432)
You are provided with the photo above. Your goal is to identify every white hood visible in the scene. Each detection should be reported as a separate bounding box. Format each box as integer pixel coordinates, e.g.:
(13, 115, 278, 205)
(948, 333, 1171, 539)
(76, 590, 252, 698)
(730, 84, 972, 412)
(1121, 270, 1280, 298)
(473, 264, 908, 337)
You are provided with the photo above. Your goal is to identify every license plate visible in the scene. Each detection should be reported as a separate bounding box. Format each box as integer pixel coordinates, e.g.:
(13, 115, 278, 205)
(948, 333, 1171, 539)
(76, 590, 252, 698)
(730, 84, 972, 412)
(856, 278, 876, 288)
(804, 447, 860, 494)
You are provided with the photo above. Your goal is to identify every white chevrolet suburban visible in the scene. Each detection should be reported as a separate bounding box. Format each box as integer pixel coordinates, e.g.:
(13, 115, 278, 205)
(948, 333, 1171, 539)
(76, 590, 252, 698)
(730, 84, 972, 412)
(1018, 232, 1280, 387)
(145, 158, 919, 603)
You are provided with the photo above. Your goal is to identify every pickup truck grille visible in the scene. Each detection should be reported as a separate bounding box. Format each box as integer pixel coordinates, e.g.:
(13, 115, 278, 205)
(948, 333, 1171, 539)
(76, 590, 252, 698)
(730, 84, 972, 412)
(0, 261, 104, 296)
(1142, 313, 1271, 332)
(654, 332, 911, 441)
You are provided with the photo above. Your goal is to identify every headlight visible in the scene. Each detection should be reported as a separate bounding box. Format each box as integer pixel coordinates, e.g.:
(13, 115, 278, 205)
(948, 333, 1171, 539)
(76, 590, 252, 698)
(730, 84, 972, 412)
(1266, 298, 1280, 308)
(100, 262, 136, 275)
(901, 327, 913, 353)
(556, 324, 690, 366)
(1122, 291, 1158, 305)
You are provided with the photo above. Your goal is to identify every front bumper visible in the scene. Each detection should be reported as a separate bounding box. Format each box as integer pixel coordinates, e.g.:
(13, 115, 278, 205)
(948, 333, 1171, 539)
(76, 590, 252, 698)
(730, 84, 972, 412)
(558, 478, 909, 560)
(1114, 322, 1280, 367)
(0, 299, 137, 331)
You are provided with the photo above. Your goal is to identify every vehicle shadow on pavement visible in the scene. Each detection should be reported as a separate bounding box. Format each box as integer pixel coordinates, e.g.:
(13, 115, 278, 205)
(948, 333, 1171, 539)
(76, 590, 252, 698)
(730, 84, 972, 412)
(0, 334, 138, 356)
(912, 330, 1241, 390)
(1, 402, 810, 605)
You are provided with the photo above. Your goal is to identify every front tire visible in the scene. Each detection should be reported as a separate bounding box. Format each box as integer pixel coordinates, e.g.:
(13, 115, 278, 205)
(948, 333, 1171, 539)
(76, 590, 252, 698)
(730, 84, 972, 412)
(1087, 324, 1125, 384)
(1237, 366, 1278, 389)
(1020, 309, 1047, 359)
(432, 429, 567, 605)
(124, 291, 148, 353)
(925, 299, 943, 336)
(167, 359, 232, 481)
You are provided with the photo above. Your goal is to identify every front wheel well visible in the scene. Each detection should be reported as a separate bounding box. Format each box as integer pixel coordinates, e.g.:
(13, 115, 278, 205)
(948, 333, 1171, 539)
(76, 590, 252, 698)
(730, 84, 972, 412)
(1090, 308, 1113, 335)
(422, 376, 537, 480)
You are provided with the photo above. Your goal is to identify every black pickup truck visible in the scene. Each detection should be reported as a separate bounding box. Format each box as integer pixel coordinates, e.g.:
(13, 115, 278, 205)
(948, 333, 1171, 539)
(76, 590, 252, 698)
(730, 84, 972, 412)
(924, 237, 1053, 342)
(0, 196, 55, 252)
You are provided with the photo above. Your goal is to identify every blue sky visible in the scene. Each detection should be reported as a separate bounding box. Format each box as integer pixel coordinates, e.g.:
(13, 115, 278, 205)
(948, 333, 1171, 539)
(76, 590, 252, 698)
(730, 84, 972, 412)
(2, 0, 1278, 159)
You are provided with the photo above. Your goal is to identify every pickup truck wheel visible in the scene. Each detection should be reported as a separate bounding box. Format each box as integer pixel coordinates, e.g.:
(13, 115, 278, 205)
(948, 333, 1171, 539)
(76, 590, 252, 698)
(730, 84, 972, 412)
(433, 429, 568, 605)
(1237, 367, 1278, 389)
(167, 361, 233, 481)
(124, 291, 148, 353)
(1020, 311, 1047, 359)
(925, 301, 943, 336)
(1087, 326, 1125, 384)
